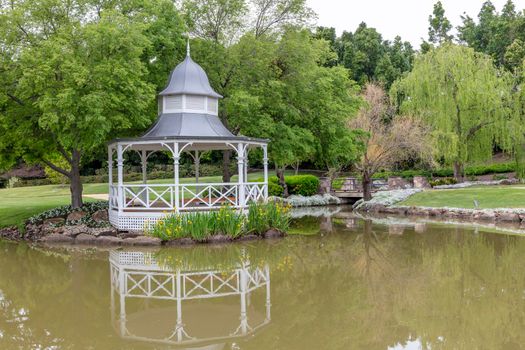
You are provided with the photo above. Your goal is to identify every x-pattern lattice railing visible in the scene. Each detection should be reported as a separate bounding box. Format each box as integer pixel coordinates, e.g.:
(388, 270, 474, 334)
(183, 271, 240, 299)
(120, 267, 266, 300)
(123, 185, 174, 209)
(126, 272, 176, 298)
(180, 183, 238, 208)
(245, 183, 266, 203)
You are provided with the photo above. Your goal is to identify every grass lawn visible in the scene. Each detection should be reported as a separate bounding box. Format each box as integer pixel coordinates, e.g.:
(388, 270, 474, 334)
(0, 172, 268, 228)
(400, 185, 525, 209)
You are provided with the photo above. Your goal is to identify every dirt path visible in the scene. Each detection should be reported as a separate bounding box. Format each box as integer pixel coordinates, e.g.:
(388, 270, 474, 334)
(83, 194, 109, 201)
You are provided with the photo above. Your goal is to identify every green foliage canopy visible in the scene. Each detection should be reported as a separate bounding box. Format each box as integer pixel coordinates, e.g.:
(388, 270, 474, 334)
(391, 44, 512, 176)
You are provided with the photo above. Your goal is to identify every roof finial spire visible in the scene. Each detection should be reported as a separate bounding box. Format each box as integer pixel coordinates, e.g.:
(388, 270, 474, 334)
(186, 33, 190, 57)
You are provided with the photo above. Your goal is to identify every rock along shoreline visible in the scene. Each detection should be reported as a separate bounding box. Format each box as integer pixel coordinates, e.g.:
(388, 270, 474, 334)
(353, 188, 525, 225)
(0, 207, 286, 247)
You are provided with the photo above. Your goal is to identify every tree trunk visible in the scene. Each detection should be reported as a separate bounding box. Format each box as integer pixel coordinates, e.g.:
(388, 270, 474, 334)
(70, 149, 83, 208)
(362, 171, 372, 201)
(453, 161, 464, 182)
(222, 150, 231, 183)
(276, 166, 288, 197)
(293, 162, 299, 175)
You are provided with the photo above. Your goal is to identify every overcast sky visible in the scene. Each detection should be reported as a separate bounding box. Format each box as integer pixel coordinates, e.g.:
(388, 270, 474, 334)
(307, 0, 525, 47)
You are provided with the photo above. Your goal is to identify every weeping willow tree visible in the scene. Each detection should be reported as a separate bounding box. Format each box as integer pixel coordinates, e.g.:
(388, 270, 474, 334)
(391, 44, 513, 180)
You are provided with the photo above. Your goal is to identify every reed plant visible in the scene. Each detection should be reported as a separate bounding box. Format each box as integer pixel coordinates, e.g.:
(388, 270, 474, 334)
(216, 205, 245, 238)
(148, 202, 291, 242)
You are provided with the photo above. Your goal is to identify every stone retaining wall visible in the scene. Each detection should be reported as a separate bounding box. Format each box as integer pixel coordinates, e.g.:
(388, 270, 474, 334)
(361, 205, 525, 224)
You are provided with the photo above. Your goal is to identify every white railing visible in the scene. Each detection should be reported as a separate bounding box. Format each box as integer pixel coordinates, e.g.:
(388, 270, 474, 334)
(180, 183, 238, 209)
(110, 182, 267, 212)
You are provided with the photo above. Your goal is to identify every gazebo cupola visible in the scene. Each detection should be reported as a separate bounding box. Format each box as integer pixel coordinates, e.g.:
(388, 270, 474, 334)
(107, 40, 269, 231)
(158, 43, 221, 116)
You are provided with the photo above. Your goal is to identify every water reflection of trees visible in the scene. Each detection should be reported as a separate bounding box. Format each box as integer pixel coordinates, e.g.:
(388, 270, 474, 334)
(249, 219, 525, 349)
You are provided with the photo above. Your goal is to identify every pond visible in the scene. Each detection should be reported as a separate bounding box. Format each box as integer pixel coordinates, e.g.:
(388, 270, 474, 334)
(1, 208, 525, 349)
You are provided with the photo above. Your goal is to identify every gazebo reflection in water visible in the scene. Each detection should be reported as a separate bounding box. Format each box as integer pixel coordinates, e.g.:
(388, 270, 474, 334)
(109, 250, 271, 348)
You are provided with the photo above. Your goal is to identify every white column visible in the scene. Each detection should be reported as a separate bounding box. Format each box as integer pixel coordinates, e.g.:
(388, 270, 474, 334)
(194, 150, 200, 183)
(244, 149, 249, 184)
(239, 264, 248, 335)
(141, 150, 147, 184)
(140, 150, 148, 206)
(108, 147, 113, 210)
(176, 270, 183, 342)
(265, 264, 271, 321)
(174, 142, 180, 212)
(117, 144, 124, 213)
(263, 145, 269, 199)
(237, 143, 245, 208)
(118, 266, 126, 336)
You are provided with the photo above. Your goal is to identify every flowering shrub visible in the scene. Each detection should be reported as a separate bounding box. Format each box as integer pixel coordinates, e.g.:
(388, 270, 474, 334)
(148, 202, 291, 241)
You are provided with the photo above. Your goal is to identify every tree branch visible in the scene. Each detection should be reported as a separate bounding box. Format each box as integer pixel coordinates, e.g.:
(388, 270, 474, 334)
(41, 158, 71, 178)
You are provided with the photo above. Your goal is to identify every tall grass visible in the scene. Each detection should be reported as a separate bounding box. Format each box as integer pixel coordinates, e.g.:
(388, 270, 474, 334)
(147, 202, 291, 242)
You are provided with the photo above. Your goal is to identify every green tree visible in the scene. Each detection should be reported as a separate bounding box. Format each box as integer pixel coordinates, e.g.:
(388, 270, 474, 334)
(428, 1, 453, 44)
(458, 0, 522, 68)
(181, 0, 247, 43)
(391, 44, 511, 181)
(225, 30, 363, 193)
(0, 0, 184, 207)
(337, 24, 414, 88)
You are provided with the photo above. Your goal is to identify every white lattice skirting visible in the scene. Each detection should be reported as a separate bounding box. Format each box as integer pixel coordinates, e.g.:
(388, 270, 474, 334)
(109, 210, 166, 231)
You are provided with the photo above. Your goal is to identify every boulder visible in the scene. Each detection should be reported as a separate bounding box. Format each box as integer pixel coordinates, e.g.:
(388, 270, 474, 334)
(62, 225, 90, 238)
(428, 208, 444, 217)
(92, 210, 109, 223)
(473, 211, 496, 221)
(40, 233, 74, 244)
(496, 212, 520, 222)
(264, 229, 284, 239)
(122, 236, 162, 246)
(75, 233, 98, 244)
(91, 227, 117, 237)
(413, 176, 431, 189)
(207, 234, 232, 244)
(67, 211, 87, 222)
(43, 217, 65, 226)
(0, 226, 21, 240)
(237, 234, 260, 242)
(165, 238, 195, 246)
(388, 177, 412, 190)
(95, 236, 122, 246)
(119, 231, 143, 239)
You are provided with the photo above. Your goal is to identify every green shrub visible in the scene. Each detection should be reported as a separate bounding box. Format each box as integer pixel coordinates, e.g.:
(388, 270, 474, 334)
(268, 181, 284, 196)
(260, 175, 319, 196)
(285, 175, 319, 196)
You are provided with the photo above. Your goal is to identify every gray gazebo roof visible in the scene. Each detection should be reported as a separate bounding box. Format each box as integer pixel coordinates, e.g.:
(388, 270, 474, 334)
(159, 55, 222, 98)
(143, 113, 235, 138)
(109, 42, 268, 149)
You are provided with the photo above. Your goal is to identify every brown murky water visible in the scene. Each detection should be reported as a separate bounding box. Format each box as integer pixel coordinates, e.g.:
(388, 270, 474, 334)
(2, 210, 525, 349)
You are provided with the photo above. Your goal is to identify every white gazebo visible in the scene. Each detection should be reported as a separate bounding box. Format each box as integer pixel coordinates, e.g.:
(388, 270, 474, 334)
(107, 42, 269, 231)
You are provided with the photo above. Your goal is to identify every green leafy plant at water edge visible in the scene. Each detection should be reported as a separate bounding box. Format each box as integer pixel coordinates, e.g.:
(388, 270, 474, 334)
(148, 202, 291, 241)
(246, 201, 270, 235)
(266, 202, 291, 232)
(246, 201, 291, 235)
(216, 205, 245, 238)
